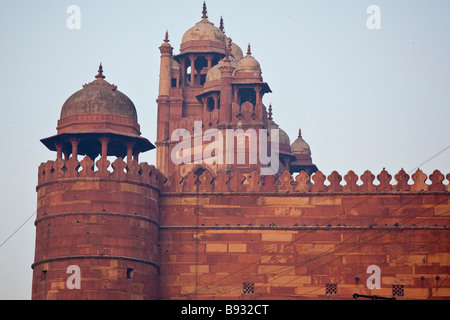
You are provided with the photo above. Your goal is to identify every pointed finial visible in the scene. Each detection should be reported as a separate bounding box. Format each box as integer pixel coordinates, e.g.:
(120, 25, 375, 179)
(224, 37, 232, 62)
(268, 103, 273, 120)
(202, 1, 208, 19)
(219, 16, 225, 33)
(95, 63, 105, 79)
(247, 43, 252, 55)
(298, 128, 302, 138)
(164, 30, 169, 43)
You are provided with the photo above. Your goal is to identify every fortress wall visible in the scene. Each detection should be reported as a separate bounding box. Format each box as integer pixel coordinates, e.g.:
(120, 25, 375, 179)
(159, 169, 450, 300)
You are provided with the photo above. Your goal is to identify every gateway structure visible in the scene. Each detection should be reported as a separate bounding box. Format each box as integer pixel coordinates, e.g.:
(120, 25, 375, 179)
(32, 4, 450, 300)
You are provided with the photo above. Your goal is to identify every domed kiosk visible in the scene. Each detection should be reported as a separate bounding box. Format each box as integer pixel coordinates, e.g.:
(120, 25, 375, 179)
(290, 128, 318, 176)
(179, 2, 227, 56)
(41, 64, 154, 161)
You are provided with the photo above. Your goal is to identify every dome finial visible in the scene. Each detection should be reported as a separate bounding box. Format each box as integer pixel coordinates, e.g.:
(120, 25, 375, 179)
(268, 103, 273, 120)
(95, 63, 105, 79)
(164, 30, 169, 43)
(219, 16, 225, 33)
(247, 43, 252, 55)
(224, 37, 232, 62)
(298, 128, 302, 138)
(202, 1, 208, 19)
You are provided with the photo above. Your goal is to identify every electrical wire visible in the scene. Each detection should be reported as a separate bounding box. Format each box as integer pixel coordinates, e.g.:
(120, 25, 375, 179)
(186, 156, 450, 298)
(175, 147, 450, 298)
(0, 210, 36, 250)
(172, 194, 449, 299)
(285, 229, 450, 300)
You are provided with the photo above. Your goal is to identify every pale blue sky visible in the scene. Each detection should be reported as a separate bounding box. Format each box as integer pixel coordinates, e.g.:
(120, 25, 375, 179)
(0, 0, 449, 299)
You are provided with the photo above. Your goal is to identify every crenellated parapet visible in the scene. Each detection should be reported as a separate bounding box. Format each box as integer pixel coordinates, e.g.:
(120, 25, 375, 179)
(37, 156, 164, 189)
(162, 168, 450, 194)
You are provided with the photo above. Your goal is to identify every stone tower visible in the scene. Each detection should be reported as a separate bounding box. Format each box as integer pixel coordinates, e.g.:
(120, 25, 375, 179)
(155, 3, 317, 178)
(32, 65, 161, 300)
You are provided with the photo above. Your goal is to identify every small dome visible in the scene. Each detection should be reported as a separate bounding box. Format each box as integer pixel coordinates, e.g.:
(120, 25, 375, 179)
(291, 129, 311, 155)
(235, 55, 261, 74)
(171, 58, 180, 71)
(205, 56, 239, 83)
(268, 120, 290, 146)
(60, 67, 137, 122)
(41, 64, 154, 158)
(182, 3, 226, 47)
(57, 64, 142, 139)
(233, 44, 261, 77)
(229, 39, 243, 61)
(205, 63, 221, 83)
(182, 19, 226, 45)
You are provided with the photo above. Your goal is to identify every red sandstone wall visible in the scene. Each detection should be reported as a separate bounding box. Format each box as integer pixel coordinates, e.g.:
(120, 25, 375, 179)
(32, 156, 161, 300)
(159, 169, 450, 300)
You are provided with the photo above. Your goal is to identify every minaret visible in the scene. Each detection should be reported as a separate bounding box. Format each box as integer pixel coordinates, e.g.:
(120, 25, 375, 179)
(218, 38, 235, 126)
(32, 66, 160, 300)
(156, 31, 173, 177)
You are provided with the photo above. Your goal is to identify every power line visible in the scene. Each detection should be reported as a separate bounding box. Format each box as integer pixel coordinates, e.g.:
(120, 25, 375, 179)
(169, 172, 449, 298)
(179, 195, 449, 299)
(287, 229, 450, 300)
(191, 154, 450, 298)
(0, 210, 36, 250)
(408, 145, 450, 173)
(252, 201, 450, 297)
(194, 146, 450, 297)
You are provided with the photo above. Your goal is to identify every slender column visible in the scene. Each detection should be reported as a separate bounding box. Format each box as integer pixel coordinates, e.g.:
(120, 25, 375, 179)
(233, 88, 238, 105)
(190, 55, 195, 86)
(203, 97, 208, 113)
(70, 138, 80, 160)
(98, 137, 110, 158)
(180, 59, 186, 87)
(126, 142, 135, 163)
(207, 55, 212, 69)
(214, 95, 219, 110)
(55, 143, 63, 160)
(255, 87, 261, 108)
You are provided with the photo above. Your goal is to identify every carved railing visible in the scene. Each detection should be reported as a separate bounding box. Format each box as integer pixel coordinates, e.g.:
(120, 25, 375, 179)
(162, 168, 450, 194)
(37, 156, 163, 188)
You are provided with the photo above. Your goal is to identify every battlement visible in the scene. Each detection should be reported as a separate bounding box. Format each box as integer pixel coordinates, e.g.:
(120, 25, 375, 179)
(37, 156, 163, 188)
(163, 168, 450, 194)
